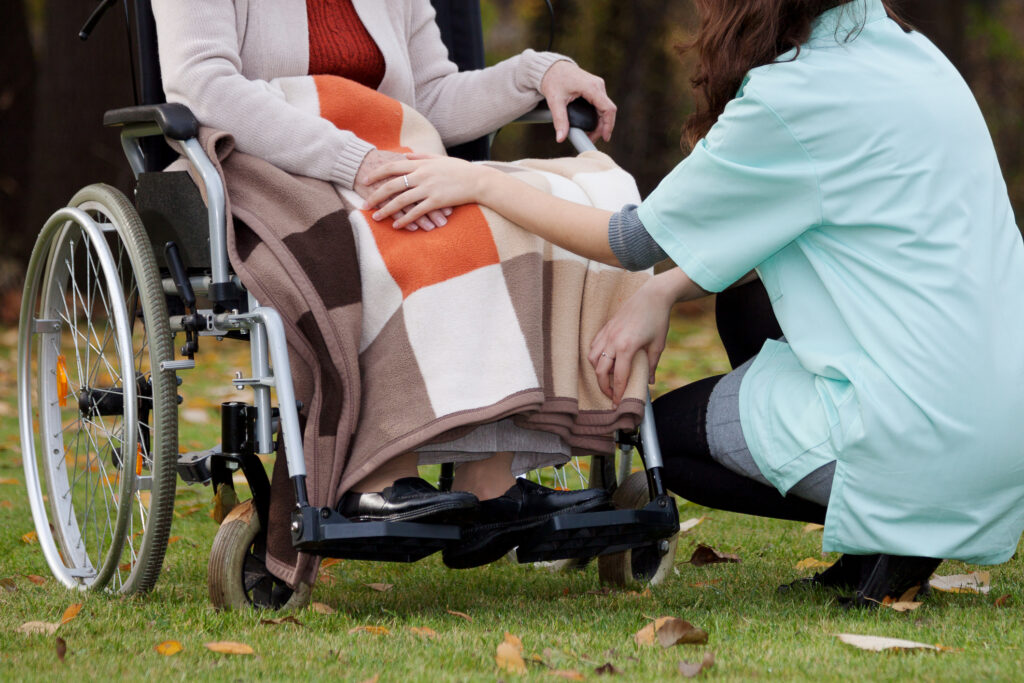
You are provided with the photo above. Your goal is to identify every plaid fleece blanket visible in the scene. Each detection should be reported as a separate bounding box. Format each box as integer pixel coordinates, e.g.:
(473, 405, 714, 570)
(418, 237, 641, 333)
(193, 76, 651, 587)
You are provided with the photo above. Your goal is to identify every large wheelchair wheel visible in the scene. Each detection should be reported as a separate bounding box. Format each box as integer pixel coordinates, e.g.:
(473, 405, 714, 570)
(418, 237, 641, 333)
(597, 471, 679, 586)
(17, 184, 178, 594)
(208, 500, 312, 611)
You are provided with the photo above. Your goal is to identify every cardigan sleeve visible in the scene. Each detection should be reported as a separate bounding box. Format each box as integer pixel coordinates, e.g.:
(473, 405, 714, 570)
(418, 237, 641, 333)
(404, 0, 573, 147)
(153, 0, 375, 189)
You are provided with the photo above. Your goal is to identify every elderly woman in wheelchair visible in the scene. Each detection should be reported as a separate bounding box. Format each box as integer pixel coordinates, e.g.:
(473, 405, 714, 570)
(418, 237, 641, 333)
(17, 0, 679, 607)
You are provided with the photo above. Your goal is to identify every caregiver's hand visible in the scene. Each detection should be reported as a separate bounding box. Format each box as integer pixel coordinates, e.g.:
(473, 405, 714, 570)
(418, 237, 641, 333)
(355, 149, 452, 231)
(365, 154, 497, 230)
(588, 276, 676, 406)
(540, 61, 617, 143)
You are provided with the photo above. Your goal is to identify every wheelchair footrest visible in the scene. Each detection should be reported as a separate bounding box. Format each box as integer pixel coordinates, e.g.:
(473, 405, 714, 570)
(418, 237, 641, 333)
(515, 496, 679, 563)
(290, 506, 460, 562)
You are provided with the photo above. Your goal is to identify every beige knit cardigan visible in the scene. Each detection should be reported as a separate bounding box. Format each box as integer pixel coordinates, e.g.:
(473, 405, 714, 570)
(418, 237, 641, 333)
(152, 0, 570, 189)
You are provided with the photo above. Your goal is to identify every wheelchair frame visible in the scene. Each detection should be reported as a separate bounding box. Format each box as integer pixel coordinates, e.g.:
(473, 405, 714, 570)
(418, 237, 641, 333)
(18, 0, 678, 607)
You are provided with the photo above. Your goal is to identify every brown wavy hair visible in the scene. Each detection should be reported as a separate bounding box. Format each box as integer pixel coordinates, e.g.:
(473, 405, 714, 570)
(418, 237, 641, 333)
(682, 0, 911, 148)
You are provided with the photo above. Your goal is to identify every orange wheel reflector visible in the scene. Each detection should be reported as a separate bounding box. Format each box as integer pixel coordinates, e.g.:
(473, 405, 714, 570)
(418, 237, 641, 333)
(56, 355, 69, 408)
(136, 444, 144, 476)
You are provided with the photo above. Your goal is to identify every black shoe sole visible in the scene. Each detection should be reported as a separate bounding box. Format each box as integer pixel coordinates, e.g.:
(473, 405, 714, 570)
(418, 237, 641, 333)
(442, 497, 611, 569)
(346, 500, 478, 526)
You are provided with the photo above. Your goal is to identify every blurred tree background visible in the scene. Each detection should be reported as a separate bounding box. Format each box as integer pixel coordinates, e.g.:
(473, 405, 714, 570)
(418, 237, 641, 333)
(0, 0, 1022, 320)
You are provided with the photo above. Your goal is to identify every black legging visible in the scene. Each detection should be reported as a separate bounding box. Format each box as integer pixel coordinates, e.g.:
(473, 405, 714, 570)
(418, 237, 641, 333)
(654, 280, 827, 524)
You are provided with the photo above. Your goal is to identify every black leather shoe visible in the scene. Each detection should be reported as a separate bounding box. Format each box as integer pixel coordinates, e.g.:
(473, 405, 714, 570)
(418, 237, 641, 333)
(338, 477, 478, 525)
(443, 479, 611, 569)
(778, 553, 878, 594)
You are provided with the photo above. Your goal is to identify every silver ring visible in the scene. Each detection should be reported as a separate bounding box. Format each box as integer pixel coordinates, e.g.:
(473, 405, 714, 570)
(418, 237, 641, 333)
(403, 175, 410, 189)
(600, 352, 611, 360)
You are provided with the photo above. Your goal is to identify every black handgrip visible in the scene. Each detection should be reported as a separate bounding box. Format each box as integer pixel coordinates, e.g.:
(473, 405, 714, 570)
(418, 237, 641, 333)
(164, 242, 196, 311)
(103, 103, 200, 141)
(79, 0, 117, 41)
(566, 99, 599, 132)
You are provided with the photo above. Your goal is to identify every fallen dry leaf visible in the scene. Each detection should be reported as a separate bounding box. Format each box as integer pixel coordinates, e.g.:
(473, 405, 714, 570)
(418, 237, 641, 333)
(446, 609, 473, 622)
(802, 523, 825, 533)
(929, 571, 991, 594)
(310, 602, 336, 615)
(55, 636, 66, 662)
(261, 616, 303, 626)
(690, 580, 722, 588)
(155, 640, 184, 656)
(678, 651, 715, 678)
(496, 632, 526, 674)
(0, 477, 19, 485)
(409, 626, 438, 639)
(18, 621, 59, 635)
(21, 531, 38, 544)
(688, 544, 740, 567)
(552, 670, 585, 680)
(879, 596, 923, 612)
(358, 676, 379, 683)
(679, 517, 706, 534)
(365, 583, 393, 592)
(320, 558, 343, 571)
(795, 557, 834, 571)
(0, 577, 17, 592)
(348, 625, 390, 636)
(174, 503, 205, 518)
(835, 633, 941, 652)
(204, 641, 255, 655)
(635, 617, 708, 648)
(60, 603, 82, 626)
(594, 662, 621, 675)
(994, 594, 1011, 608)
(0, 500, 12, 508)
(26, 575, 46, 586)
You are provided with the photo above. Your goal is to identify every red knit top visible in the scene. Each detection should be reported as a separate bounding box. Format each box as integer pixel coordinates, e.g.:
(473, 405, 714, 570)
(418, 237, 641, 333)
(306, 0, 386, 89)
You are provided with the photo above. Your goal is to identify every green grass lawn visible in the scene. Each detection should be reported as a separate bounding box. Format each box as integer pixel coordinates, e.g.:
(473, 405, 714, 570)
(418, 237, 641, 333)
(1, 308, 1022, 681)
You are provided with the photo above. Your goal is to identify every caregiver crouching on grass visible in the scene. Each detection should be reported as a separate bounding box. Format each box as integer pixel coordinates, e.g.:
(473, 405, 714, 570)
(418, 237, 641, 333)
(366, 0, 1024, 605)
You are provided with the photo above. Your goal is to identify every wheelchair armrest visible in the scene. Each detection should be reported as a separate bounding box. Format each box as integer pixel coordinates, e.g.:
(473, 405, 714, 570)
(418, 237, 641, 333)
(515, 99, 598, 132)
(103, 103, 199, 141)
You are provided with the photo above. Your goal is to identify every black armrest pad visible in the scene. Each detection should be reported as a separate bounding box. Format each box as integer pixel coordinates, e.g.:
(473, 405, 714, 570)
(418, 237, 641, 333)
(103, 103, 200, 141)
(532, 99, 599, 132)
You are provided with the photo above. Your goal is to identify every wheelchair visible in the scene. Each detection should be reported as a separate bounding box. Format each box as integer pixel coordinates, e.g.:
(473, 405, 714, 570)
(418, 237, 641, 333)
(17, 0, 680, 609)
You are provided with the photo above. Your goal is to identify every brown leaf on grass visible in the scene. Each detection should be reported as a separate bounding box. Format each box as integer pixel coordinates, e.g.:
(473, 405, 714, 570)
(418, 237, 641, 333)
(635, 617, 708, 648)
(594, 662, 621, 675)
(204, 641, 255, 655)
(678, 651, 715, 678)
(795, 557, 834, 571)
(60, 604, 82, 626)
(0, 577, 17, 592)
(446, 609, 473, 621)
(365, 583, 393, 592)
(879, 596, 923, 612)
(687, 544, 740, 567)
(174, 503, 205, 518)
(261, 616, 303, 626)
(26, 575, 46, 586)
(678, 517, 706, 534)
(18, 621, 59, 635)
(929, 571, 991, 594)
(0, 477, 19, 485)
(310, 602, 336, 615)
(552, 670, 585, 680)
(409, 627, 438, 639)
(496, 632, 526, 674)
(155, 640, 184, 655)
(319, 557, 343, 571)
(21, 531, 37, 544)
(167, 536, 183, 545)
(55, 636, 66, 662)
(994, 594, 1011, 608)
(802, 523, 825, 533)
(0, 500, 12, 508)
(358, 676, 379, 683)
(690, 580, 721, 589)
(348, 625, 390, 636)
(835, 633, 942, 652)
(211, 484, 239, 524)
(118, 563, 132, 572)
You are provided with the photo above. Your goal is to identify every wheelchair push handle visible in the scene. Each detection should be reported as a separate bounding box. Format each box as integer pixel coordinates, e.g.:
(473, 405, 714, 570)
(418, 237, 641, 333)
(79, 0, 118, 41)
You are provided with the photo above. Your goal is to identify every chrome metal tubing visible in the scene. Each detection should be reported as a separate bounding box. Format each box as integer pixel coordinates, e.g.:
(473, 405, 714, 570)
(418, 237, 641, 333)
(118, 124, 162, 178)
(179, 138, 230, 291)
(639, 390, 664, 470)
(568, 128, 596, 153)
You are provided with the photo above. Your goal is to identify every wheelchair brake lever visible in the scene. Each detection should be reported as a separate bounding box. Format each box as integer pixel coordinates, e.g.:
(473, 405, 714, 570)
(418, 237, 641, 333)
(164, 241, 201, 359)
(79, 0, 118, 41)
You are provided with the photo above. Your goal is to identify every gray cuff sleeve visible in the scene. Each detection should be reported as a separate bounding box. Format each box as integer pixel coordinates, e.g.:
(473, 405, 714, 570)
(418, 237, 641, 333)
(608, 204, 667, 271)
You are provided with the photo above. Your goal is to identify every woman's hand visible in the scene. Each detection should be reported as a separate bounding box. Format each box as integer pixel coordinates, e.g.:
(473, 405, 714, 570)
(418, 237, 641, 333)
(354, 149, 452, 230)
(588, 276, 679, 406)
(540, 61, 617, 143)
(364, 155, 497, 230)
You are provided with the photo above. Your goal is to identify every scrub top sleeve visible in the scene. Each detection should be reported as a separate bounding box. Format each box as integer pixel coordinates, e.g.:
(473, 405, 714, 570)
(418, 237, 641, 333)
(637, 88, 822, 292)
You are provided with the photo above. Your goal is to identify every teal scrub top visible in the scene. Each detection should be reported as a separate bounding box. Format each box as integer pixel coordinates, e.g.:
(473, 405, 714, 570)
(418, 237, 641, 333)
(638, 0, 1024, 564)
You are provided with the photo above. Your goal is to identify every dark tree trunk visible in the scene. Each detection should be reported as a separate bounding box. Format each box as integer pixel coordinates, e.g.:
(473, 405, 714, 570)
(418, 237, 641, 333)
(26, 2, 136, 240)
